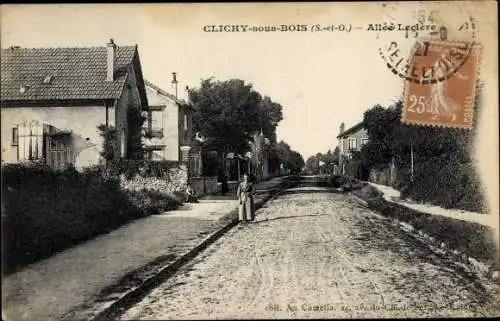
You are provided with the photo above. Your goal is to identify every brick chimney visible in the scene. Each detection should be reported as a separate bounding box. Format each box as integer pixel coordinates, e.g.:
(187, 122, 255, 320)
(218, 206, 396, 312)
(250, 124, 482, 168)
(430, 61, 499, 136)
(171, 72, 178, 98)
(339, 122, 345, 135)
(106, 39, 116, 82)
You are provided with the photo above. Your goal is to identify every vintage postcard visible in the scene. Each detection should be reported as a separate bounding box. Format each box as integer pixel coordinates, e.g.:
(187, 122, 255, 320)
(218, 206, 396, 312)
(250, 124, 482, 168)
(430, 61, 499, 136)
(1, 2, 498, 320)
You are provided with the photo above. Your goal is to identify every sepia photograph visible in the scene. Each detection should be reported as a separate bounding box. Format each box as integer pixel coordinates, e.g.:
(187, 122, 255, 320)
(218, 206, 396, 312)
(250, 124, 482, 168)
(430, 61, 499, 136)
(1, 2, 499, 320)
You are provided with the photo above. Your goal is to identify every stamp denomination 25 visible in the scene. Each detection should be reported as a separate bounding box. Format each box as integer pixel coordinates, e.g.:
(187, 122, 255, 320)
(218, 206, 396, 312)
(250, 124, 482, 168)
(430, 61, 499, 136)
(402, 42, 480, 129)
(376, 4, 480, 129)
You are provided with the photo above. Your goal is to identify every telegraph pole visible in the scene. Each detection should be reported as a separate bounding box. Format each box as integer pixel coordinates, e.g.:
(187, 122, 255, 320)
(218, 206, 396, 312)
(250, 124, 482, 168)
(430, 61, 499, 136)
(410, 142, 414, 182)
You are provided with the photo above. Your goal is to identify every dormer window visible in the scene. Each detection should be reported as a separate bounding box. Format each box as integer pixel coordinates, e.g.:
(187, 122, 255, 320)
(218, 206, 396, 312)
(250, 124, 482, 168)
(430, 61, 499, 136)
(42, 75, 53, 84)
(19, 84, 27, 93)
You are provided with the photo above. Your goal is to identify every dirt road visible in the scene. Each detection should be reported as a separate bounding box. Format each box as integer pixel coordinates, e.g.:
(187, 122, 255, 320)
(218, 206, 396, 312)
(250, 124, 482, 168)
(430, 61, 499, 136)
(121, 186, 499, 319)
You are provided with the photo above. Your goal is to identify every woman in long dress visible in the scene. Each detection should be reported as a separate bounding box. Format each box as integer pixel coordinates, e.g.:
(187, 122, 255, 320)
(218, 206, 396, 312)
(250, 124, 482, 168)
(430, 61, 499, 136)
(428, 52, 469, 122)
(237, 174, 255, 222)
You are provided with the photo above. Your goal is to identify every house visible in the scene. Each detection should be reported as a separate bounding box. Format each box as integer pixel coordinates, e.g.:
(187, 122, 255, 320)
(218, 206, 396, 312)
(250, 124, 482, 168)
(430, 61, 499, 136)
(336, 121, 369, 174)
(143, 78, 201, 177)
(1, 39, 148, 170)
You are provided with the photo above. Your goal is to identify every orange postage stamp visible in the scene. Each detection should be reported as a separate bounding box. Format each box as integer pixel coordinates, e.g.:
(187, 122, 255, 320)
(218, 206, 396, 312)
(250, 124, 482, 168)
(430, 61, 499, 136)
(402, 41, 480, 129)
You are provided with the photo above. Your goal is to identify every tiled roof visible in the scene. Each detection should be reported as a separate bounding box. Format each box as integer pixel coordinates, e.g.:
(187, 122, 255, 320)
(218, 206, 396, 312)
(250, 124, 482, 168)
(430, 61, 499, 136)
(337, 121, 365, 138)
(1, 45, 137, 101)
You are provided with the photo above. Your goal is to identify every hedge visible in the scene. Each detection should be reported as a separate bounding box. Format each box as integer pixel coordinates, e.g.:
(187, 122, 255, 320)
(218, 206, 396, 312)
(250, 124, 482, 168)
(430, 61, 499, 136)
(397, 157, 487, 214)
(104, 159, 181, 179)
(1, 163, 181, 275)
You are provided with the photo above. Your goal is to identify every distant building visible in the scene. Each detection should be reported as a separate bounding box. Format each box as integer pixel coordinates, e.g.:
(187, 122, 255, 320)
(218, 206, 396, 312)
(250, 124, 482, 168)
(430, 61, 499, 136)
(0, 39, 148, 170)
(336, 121, 368, 174)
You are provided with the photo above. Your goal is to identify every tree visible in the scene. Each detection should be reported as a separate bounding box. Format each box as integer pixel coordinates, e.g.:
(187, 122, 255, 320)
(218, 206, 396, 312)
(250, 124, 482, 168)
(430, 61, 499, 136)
(97, 106, 145, 172)
(189, 78, 284, 155)
(275, 140, 304, 174)
(359, 94, 486, 212)
(126, 106, 146, 160)
(360, 100, 476, 169)
(189, 79, 255, 155)
(304, 148, 340, 175)
(97, 124, 117, 163)
(259, 96, 283, 145)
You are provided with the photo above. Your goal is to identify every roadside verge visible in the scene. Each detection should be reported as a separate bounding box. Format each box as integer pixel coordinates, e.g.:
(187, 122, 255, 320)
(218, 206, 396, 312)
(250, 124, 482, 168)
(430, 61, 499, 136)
(351, 184, 499, 277)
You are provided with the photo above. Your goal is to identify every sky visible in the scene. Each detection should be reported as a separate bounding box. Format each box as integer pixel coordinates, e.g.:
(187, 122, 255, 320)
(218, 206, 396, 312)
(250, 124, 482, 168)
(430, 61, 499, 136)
(0, 3, 496, 161)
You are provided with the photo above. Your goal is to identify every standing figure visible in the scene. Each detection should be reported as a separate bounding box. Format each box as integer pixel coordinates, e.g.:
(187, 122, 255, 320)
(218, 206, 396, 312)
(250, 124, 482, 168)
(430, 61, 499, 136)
(219, 171, 228, 196)
(237, 174, 255, 222)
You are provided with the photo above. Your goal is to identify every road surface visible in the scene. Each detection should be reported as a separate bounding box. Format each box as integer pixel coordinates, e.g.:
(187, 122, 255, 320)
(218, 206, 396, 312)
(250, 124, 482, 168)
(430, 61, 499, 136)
(120, 183, 499, 319)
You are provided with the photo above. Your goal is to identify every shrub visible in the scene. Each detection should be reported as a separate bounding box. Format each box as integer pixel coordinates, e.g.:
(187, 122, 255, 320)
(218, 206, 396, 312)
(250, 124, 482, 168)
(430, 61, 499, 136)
(400, 157, 487, 213)
(353, 184, 383, 200)
(108, 159, 180, 179)
(127, 188, 182, 216)
(1, 164, 139, 274)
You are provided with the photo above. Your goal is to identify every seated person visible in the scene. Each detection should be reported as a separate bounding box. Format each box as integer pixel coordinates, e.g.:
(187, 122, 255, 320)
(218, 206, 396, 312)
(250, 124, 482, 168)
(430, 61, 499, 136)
(185, 184, 199, 203)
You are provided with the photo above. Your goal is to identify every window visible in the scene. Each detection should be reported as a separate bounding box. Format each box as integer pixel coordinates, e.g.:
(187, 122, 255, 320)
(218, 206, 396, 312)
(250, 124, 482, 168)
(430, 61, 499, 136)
(148, 110, 163, 138)
(348, 138, 357, 150)
(361, 138, 369, 146)
(151, 110, 163, 130)
(11, 127, 18, 145)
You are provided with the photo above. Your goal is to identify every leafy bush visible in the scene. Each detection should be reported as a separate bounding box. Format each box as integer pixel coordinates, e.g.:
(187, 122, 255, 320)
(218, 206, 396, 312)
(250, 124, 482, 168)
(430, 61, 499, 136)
(400, 157, 487, 213)
(352, 184, 383, 200)
(327, 175, 346, 188)
(1, 163, 180, 275)
(128, 188, 182, 216)
(106, 159, 180, 179)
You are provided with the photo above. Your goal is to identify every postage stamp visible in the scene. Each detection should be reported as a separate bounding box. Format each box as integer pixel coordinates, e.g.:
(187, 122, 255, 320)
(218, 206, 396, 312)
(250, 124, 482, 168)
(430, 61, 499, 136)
(376, 5, 481, 128)
(401, 41, 480, 128)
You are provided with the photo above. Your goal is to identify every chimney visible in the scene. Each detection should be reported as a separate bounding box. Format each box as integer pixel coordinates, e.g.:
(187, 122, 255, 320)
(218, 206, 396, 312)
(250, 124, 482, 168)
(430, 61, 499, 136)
(171, 72, 178, 98)
(106, 39, 116, 82)
(339, 122, 345, 135)
(185, 86, 190, 103)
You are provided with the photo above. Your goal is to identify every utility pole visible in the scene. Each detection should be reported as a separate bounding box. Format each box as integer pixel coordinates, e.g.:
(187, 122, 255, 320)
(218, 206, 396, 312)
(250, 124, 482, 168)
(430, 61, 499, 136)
(410, 142, 414, 182)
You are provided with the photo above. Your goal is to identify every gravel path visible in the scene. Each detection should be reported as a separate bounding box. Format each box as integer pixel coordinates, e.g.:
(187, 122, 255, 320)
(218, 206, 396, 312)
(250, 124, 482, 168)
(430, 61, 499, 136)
(121, 187, 500, 319)
(369, 182, 495, 227)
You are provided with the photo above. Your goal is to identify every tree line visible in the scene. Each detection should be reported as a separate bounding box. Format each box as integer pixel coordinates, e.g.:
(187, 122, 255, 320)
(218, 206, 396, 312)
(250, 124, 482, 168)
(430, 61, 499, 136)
(188, 78, 305, 176)
(304, 148, 340, 175)
(354, 89, 486, 213)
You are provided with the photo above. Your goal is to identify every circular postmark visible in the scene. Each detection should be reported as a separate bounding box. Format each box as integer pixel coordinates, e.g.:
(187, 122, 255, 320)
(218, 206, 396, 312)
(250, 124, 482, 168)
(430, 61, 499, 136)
(376, 4, 477, 85)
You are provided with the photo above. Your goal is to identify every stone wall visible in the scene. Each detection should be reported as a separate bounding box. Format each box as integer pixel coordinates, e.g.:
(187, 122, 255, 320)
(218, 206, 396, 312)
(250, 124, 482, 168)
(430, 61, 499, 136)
(120, 165, 188, 194)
